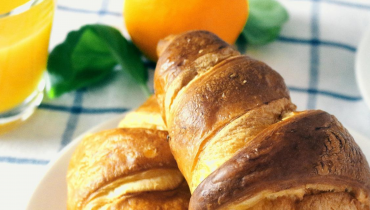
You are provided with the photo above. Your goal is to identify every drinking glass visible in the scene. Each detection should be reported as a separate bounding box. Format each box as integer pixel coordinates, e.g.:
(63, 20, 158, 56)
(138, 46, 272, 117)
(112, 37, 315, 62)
(0, 0, 55, 132)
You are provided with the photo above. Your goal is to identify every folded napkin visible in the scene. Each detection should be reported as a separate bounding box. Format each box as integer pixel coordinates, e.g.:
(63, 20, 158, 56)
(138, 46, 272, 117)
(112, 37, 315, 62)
(1, 0, 370, 209)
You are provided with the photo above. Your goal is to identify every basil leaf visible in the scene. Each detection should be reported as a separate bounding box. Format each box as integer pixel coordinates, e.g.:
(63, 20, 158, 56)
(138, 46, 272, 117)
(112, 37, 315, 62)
(87, 25, 148, 85)
(237, 0, 288, 48)
(72, 28, 117, 71)
(47, 24, 149, 98)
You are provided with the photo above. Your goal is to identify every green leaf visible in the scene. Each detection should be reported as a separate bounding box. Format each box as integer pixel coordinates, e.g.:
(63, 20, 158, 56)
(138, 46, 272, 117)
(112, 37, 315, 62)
(237, 0, 289, 48)
(72, 29, 117, 71)
(47, 24, 149, 98)
(86, 25, 148, 85)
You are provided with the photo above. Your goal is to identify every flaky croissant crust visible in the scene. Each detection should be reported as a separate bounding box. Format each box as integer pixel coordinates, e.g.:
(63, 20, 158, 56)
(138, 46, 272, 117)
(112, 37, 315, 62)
(67, 128, 185, 209)
(190, 110, 370, 209)
(154, 30, 370, 209)
(155, 31, 296, 192)
(67, 96, 191, 210)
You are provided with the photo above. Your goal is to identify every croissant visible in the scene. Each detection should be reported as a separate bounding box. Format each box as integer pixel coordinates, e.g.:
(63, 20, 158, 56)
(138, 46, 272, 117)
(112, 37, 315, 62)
(67, 96, 190, 210)
(118, 95, 166, 130)
(154, 30, 370, 209)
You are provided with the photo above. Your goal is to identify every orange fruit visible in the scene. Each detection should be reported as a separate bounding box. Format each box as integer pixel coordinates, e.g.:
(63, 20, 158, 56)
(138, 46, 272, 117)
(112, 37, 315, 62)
(124, 0, 249, 61)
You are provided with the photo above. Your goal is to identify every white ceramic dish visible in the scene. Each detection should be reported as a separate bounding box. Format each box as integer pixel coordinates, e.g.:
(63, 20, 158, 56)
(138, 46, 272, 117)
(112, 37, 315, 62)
(356, 25, 370, 111)
(26, 113, 126, 210)
(26, 114, 370, 210)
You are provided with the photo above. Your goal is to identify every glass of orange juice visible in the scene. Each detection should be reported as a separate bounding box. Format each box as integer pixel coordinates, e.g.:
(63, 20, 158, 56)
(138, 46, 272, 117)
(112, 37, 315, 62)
(0, 0, 55, 131)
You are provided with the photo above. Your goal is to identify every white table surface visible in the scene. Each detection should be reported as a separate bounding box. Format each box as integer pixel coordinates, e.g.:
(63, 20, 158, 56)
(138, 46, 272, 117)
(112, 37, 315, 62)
(1, 0, 370, 209)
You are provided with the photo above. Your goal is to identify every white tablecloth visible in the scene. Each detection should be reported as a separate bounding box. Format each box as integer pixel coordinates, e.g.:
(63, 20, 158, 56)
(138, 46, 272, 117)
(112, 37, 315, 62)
(1, 0, 370, 209)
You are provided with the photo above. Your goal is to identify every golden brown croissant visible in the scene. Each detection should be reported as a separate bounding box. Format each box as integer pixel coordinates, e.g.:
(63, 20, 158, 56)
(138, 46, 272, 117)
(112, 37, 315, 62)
(67, 96, 190, 210)
(154, 30, 370, 209)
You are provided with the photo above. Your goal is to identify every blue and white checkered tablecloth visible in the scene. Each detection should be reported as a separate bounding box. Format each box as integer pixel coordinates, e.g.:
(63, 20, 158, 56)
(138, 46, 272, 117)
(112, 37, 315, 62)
(1, 0, 370, 209)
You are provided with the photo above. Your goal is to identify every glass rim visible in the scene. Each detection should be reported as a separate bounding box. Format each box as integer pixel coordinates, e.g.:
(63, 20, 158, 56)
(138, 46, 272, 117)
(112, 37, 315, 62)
(0, 0, 46, 18)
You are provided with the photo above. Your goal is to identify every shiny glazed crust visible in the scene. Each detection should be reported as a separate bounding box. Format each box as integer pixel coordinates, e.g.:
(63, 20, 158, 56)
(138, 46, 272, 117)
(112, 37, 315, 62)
(155, 30, 240, 123)
(155, 30, 296, 192)
(118, 95, 166, 130)
(113, 182, 190, 210)
(190, 110, 370, 209)
(154, 30, 370, 209)
(67, 97, 190, 210)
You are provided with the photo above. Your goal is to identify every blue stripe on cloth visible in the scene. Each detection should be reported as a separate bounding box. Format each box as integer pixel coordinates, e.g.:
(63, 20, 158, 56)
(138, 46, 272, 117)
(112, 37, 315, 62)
(288, 86, 362, 101)
(0, 156, 49, 165)
(321, 0, 370, 10)
(277, 36, 356, 52)
(307, 0, 320, 110)
(59, 89, 85, 149)
(39, 104, 129, 114)
(57, 5, 121, 16)
(59, 1, 115, 150)
(99, 0, 110, 16)
(293, 0, 370, 10)
(56, 0, 370, 18)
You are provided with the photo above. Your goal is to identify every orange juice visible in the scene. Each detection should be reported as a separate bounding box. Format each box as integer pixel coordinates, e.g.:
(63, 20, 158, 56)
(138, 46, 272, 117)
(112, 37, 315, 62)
(0, 0, 55, 113)
(0, 0, 30, 14)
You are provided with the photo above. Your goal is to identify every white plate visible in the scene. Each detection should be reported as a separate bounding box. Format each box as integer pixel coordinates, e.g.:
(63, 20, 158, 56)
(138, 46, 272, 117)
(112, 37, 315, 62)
(26, 113, 126, 210)
(356, 25, 370, 111)
(26, 115, 370, 210)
